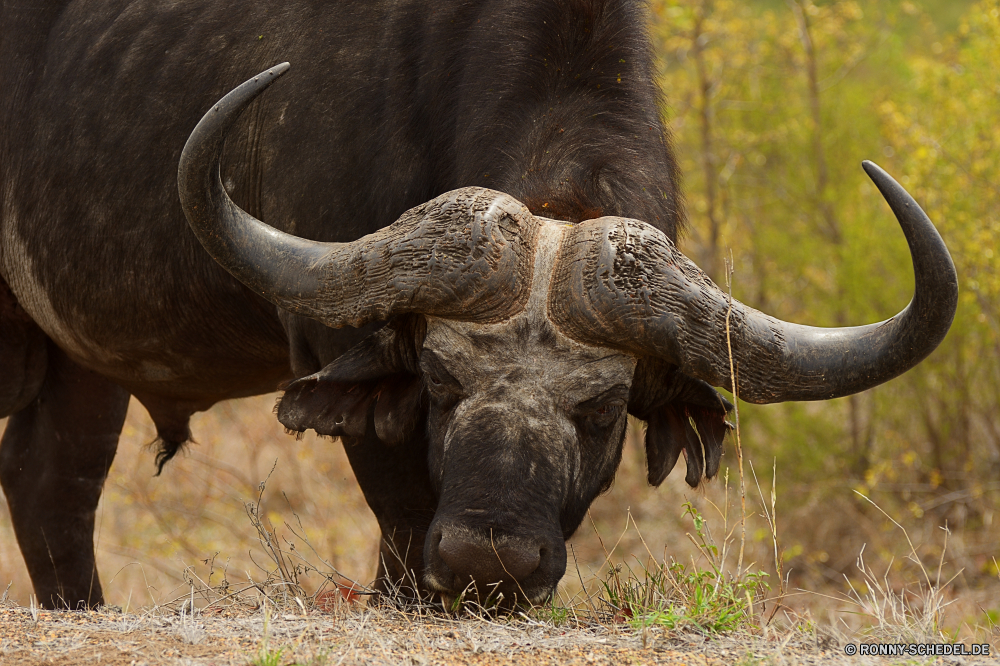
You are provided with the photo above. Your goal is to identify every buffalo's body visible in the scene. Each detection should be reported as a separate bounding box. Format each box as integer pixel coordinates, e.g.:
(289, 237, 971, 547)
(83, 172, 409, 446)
(0, 0, 681, 608)
(0, 0, 957, 609)
(1, 0, 677, 402)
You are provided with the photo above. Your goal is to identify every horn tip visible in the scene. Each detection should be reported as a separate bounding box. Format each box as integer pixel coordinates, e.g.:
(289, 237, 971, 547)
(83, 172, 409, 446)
(861, 160, 900, 193)
(861, 160, 883, 177)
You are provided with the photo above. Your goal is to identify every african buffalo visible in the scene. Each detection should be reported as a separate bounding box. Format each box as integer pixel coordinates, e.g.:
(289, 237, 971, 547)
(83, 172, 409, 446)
(1, 0, 956, 609)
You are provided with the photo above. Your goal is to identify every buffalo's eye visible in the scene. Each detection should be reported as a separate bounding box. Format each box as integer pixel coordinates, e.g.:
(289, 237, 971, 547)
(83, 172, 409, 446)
(574, 399, 625, 428)
(590, 403, 623, 425)
(421, 363, 464, 412)
(420, 351, 464, 405)
(572, 385, 630, 427)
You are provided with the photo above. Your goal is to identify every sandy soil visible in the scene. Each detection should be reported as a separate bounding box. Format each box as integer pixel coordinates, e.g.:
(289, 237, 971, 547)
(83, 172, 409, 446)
(1, 603, 996, 666)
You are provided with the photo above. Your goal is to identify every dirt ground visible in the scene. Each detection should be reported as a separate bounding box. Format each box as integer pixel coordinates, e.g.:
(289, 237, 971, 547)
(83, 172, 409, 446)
(1, 603, 996, 666)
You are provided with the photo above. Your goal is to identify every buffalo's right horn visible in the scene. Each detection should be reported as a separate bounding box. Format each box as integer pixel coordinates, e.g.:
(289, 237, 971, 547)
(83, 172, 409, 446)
(549, 163, 958, 403)
(178, 64, 538, 329)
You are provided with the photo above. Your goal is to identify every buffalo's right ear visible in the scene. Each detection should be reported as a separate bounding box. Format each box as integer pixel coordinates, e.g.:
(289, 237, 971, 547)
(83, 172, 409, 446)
(277, 320, 426, 443)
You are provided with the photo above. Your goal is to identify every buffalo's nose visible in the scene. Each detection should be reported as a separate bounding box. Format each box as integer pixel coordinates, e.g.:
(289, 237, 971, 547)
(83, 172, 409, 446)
(438, 533, 542, 587)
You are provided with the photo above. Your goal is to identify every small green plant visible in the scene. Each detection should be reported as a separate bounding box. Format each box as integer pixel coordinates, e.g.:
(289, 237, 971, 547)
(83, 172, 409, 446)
(601, 503, 770, 634)
(249, 605, 290, 666)
(250, 645, 286, 666)
(531, 595, 571, 626)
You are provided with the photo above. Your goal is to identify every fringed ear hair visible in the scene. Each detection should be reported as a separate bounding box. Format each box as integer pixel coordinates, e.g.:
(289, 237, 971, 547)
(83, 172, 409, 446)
(630, 361, 733, 488)
(276, 324, 427, 445)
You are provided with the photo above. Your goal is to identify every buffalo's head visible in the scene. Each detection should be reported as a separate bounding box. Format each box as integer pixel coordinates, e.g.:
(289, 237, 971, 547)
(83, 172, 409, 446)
(178, 66, 957, 605)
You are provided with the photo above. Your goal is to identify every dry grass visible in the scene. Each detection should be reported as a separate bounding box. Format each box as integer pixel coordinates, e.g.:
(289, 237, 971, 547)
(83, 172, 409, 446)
(0, 599, 880, 666)
(0, 575, 995, 666)
(0, 398, 377, 611)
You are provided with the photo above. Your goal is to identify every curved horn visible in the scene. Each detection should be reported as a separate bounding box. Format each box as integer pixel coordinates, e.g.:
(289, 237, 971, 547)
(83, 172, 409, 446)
(179, 65, 538, 328)
(549, 162, 958, 403)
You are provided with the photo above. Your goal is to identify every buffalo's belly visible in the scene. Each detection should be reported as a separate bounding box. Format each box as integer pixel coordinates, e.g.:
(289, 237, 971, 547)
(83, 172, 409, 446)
(1, 234, 292, 401)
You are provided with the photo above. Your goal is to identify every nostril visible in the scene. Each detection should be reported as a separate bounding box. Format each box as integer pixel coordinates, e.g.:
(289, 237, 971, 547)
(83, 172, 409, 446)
(494, 544, 541, 581)
(437, 535, 473, 576)
(438, 534, 542, 585)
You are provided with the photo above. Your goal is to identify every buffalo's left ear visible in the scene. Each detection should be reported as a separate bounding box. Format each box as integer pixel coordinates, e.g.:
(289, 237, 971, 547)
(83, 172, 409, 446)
(277, 322, 426, 445)
(630, 360, 734, 488)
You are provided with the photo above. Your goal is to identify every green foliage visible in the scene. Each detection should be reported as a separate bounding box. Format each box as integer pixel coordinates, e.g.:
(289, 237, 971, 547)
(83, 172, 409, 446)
(651, 0, 998, 589)
(880, 1, 1000, 315)
(601, 503, 769, 634)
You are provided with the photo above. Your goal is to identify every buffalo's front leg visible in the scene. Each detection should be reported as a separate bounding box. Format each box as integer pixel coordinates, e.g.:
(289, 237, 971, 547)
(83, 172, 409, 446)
(0, 342, 128, 608)
(340, 421, 437, 599)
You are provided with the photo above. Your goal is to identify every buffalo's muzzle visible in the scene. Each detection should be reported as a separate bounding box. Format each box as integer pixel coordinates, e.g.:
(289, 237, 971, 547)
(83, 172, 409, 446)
(425, 522, 561, 605)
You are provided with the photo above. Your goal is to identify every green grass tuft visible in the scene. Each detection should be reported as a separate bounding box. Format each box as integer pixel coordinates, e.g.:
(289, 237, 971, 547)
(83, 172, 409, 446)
(601, 502, 770, 634)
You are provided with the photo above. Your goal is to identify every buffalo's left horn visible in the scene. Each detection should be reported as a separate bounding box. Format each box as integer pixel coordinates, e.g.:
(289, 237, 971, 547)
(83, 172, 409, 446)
(179, 65, 538, 328)
(549, 162, 958, 403)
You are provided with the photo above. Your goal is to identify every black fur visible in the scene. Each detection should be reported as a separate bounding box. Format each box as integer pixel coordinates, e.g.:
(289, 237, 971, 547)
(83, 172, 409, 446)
(1, 0, 711, 607)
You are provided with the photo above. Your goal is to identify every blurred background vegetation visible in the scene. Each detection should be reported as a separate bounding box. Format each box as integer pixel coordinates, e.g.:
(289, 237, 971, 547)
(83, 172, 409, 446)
(1, 0, 997, 637)
(639, 0, 998, 628)
(651, 0, 997, 588)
